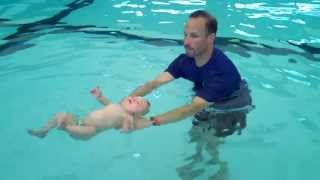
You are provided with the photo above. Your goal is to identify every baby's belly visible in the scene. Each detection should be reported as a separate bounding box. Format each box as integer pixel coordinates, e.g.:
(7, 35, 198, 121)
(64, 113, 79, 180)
(84, 108, 122, 131)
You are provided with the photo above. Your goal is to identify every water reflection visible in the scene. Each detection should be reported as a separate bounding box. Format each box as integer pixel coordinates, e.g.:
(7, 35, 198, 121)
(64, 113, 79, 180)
(177, 127, 228, 180)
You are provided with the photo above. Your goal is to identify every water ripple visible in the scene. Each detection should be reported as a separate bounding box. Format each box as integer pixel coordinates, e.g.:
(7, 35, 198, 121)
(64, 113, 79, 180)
(151, 9, 197, 15)
(234, 29, 260, 38)
(158, 21, 174, 24)
(261, 82, 274, 89)
(287, 76, 311, 86)
(310, 74, 320, 81)
(282, 68, 307, 78)
(168, 0, 205, 6)
(121, 10, 144, 16)
(113, 1, 146, 8)
(292, 19, 306, 24)
(239, 23, 255, 28)
(235, 2, 320, 17)
(1, 3, 29, 17)
(151, 1, 170, 5)
(273, 24, 287, 29)
(247, 13, 290, 21)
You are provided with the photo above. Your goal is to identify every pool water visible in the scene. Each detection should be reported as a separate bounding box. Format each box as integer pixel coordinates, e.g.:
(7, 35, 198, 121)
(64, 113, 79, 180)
(0, 1, 319, 180)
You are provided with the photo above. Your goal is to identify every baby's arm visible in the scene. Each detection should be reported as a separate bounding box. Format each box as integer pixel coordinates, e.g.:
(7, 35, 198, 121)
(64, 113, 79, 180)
(90, 86, 112, 106)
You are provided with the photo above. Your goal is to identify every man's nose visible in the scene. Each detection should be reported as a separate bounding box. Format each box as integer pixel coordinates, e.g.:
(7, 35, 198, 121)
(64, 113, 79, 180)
(184, 37, 191, 46)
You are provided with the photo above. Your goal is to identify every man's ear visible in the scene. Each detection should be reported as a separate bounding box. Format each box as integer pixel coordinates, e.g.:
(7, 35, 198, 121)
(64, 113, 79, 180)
(209, 33, 215, 40)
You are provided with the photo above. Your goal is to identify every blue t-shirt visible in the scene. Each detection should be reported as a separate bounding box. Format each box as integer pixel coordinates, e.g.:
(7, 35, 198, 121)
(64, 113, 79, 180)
(165, 48, 241, 102)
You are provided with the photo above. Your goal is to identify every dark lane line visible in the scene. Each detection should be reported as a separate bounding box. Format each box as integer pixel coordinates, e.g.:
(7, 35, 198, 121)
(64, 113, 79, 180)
(0, 0, 94, 56)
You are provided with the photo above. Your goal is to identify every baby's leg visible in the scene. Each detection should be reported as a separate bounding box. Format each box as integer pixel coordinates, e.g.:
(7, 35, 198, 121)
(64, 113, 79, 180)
(28, 112, 75, 138)
(64, 124, 96, 140)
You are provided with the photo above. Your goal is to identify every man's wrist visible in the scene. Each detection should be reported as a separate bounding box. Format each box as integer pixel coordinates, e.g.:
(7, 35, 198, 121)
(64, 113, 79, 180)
(150, 116, 161, 126)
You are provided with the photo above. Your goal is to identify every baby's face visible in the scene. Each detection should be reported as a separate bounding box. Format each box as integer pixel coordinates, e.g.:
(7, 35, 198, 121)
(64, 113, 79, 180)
(121, 96, 150, 115)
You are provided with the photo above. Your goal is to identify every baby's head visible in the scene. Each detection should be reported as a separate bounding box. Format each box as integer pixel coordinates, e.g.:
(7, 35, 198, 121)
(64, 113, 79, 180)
(121, 96, 150, 115)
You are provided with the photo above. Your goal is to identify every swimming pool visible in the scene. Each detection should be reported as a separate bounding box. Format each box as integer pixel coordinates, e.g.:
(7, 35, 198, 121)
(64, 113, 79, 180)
(0, 0, 319, 180)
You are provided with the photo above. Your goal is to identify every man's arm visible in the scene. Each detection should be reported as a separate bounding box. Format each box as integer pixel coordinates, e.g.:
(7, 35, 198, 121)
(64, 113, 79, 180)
(130, 72, 175, 97)
(152, 96, 209, 125)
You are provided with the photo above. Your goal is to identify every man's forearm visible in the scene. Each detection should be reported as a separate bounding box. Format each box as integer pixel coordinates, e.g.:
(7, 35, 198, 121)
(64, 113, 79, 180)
(130, 82, 157, 97)
(154, 103, 208, 125)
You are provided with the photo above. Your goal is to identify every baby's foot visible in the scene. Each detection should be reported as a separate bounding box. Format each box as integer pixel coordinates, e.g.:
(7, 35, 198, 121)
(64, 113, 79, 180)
(27, 129, 47, 138)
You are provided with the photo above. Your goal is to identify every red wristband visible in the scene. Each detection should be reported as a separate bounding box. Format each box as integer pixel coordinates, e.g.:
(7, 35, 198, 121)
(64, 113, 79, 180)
(151, 117, 161, 126)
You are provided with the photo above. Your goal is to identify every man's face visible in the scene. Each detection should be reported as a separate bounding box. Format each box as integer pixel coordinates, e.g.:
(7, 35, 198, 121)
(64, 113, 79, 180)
(121, 96, 149, 115)
(184, 17, 213, 58)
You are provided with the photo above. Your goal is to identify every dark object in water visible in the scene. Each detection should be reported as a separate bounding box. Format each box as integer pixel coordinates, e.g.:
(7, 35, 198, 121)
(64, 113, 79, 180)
(288, 58, 297, 64)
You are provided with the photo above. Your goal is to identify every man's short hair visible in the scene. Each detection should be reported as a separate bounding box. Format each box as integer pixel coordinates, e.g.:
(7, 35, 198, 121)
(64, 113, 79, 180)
(189, 10, 218, 35)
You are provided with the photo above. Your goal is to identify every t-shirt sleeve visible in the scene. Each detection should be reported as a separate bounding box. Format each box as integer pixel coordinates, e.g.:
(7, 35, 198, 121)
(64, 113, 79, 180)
(164, 54, 184, 79)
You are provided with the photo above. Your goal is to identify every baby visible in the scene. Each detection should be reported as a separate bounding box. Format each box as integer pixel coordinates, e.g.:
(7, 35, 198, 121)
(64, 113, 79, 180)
(28, 87, 150, 140)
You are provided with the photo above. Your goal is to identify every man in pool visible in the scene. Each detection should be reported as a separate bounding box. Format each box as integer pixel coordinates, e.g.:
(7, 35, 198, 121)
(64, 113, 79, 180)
(127, 10, 254, 178)
(28, 87, 151, 140)
(129, 10, 254, 136)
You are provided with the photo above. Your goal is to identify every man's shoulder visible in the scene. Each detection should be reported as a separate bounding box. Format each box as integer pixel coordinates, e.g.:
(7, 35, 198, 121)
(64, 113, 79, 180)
(213, 48, 228, 60)
(211, 48, 236, 68)
(167, 54, 187, 68)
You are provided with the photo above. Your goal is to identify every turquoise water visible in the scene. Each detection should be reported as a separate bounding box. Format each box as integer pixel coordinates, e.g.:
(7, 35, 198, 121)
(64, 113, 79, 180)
(1, 0, 319, 180)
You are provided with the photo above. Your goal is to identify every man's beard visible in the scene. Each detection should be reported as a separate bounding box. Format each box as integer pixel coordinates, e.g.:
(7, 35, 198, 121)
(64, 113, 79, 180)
(184, 45, 195, 57)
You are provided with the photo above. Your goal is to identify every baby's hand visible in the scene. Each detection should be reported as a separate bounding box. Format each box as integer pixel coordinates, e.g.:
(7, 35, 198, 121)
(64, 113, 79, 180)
(90, 86, 102, 98)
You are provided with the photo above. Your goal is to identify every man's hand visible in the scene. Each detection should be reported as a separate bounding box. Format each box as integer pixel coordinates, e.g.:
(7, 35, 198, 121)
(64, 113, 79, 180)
(133, 117, 153, 130)
(130, 72, 174, 97)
